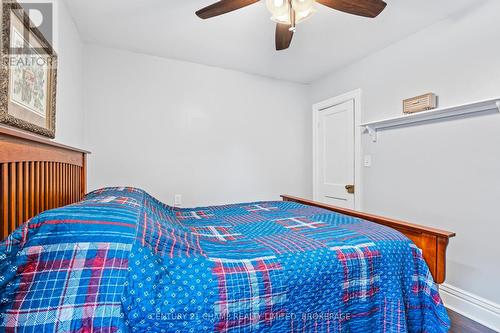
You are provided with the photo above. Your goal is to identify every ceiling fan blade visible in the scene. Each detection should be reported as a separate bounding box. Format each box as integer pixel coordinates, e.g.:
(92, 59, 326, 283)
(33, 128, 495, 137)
(196, 0, 260, 19)
(316, 0, 387, 18)
(276, 23, 294, 51)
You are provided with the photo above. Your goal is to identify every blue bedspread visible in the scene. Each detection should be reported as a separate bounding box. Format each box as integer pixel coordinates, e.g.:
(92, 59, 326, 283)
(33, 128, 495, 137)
(0, 187, 450, 332)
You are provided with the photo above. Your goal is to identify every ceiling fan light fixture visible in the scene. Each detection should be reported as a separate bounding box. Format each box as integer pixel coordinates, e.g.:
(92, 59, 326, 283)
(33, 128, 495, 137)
(265, 0, 316, 25)
(195, 0, 387, 51)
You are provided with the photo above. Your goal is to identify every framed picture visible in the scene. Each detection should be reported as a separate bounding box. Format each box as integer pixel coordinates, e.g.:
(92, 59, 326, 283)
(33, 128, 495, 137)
(0, 0, 57, 138)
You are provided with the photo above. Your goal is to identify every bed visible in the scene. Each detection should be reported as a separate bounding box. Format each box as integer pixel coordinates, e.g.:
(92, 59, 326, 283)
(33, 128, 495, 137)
(0, 126, 455, 332)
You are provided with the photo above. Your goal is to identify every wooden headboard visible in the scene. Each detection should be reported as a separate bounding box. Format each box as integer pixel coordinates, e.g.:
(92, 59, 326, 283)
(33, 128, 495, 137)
(0, 126, 89, 240)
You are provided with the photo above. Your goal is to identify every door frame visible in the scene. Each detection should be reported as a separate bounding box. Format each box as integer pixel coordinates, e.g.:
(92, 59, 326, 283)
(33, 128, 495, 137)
(312, 89, 363, 211)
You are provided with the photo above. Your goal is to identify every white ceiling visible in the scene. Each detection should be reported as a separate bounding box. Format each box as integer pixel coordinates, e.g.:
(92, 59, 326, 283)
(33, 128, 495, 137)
(64, 0, 481, 83)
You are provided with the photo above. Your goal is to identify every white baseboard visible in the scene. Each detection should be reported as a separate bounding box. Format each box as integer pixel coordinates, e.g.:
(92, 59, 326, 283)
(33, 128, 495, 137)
(440, 283, 500, 332)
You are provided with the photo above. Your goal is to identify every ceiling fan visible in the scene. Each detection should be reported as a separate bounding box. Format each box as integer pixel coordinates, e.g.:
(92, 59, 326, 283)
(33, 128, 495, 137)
(196, 0, 387, 51)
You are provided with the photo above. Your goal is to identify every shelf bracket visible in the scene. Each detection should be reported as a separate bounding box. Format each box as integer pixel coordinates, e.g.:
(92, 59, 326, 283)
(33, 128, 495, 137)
(365, 126, 377, 142)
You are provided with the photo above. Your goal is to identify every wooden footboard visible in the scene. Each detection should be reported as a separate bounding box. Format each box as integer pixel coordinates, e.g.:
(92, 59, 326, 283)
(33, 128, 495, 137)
(281, 195, 455, 284)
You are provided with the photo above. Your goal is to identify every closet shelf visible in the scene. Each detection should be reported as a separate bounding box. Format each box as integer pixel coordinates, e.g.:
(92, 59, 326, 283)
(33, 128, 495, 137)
(361, 97, 500, 142)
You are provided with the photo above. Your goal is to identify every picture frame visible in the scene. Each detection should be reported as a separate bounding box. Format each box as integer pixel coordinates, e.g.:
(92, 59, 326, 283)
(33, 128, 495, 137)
(0, 0, 57, 138)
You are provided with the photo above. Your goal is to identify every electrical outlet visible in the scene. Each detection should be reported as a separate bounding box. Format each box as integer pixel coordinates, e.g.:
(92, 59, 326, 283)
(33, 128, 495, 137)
(174, 194, 182, 207)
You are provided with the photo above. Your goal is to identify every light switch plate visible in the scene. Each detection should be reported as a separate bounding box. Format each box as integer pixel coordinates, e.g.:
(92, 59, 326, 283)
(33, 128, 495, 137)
(364, 155, 372, 167)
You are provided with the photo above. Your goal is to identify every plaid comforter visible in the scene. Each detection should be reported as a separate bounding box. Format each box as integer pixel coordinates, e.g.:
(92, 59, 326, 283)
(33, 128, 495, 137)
(0, 187, 450, 332)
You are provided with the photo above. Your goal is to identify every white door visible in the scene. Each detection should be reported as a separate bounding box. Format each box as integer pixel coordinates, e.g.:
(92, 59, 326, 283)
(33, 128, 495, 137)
(315, 99, 355, 209)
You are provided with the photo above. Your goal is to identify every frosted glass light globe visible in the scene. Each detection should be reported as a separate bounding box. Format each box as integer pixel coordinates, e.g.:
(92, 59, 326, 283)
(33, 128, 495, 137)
(292, 0, 316, 23)
(266, 0, 290, 23)
(265, 0, 316, 25)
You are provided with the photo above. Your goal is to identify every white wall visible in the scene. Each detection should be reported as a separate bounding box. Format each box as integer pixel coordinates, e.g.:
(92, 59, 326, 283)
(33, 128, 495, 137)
(83, 45, 311, 207)
(52, 0, 84, 147)
(311, 0, 500, 322)
(9, 0, 84, 146)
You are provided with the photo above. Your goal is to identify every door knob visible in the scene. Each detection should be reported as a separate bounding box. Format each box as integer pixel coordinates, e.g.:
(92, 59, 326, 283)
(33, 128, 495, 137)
(345, 185, 355, 194)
